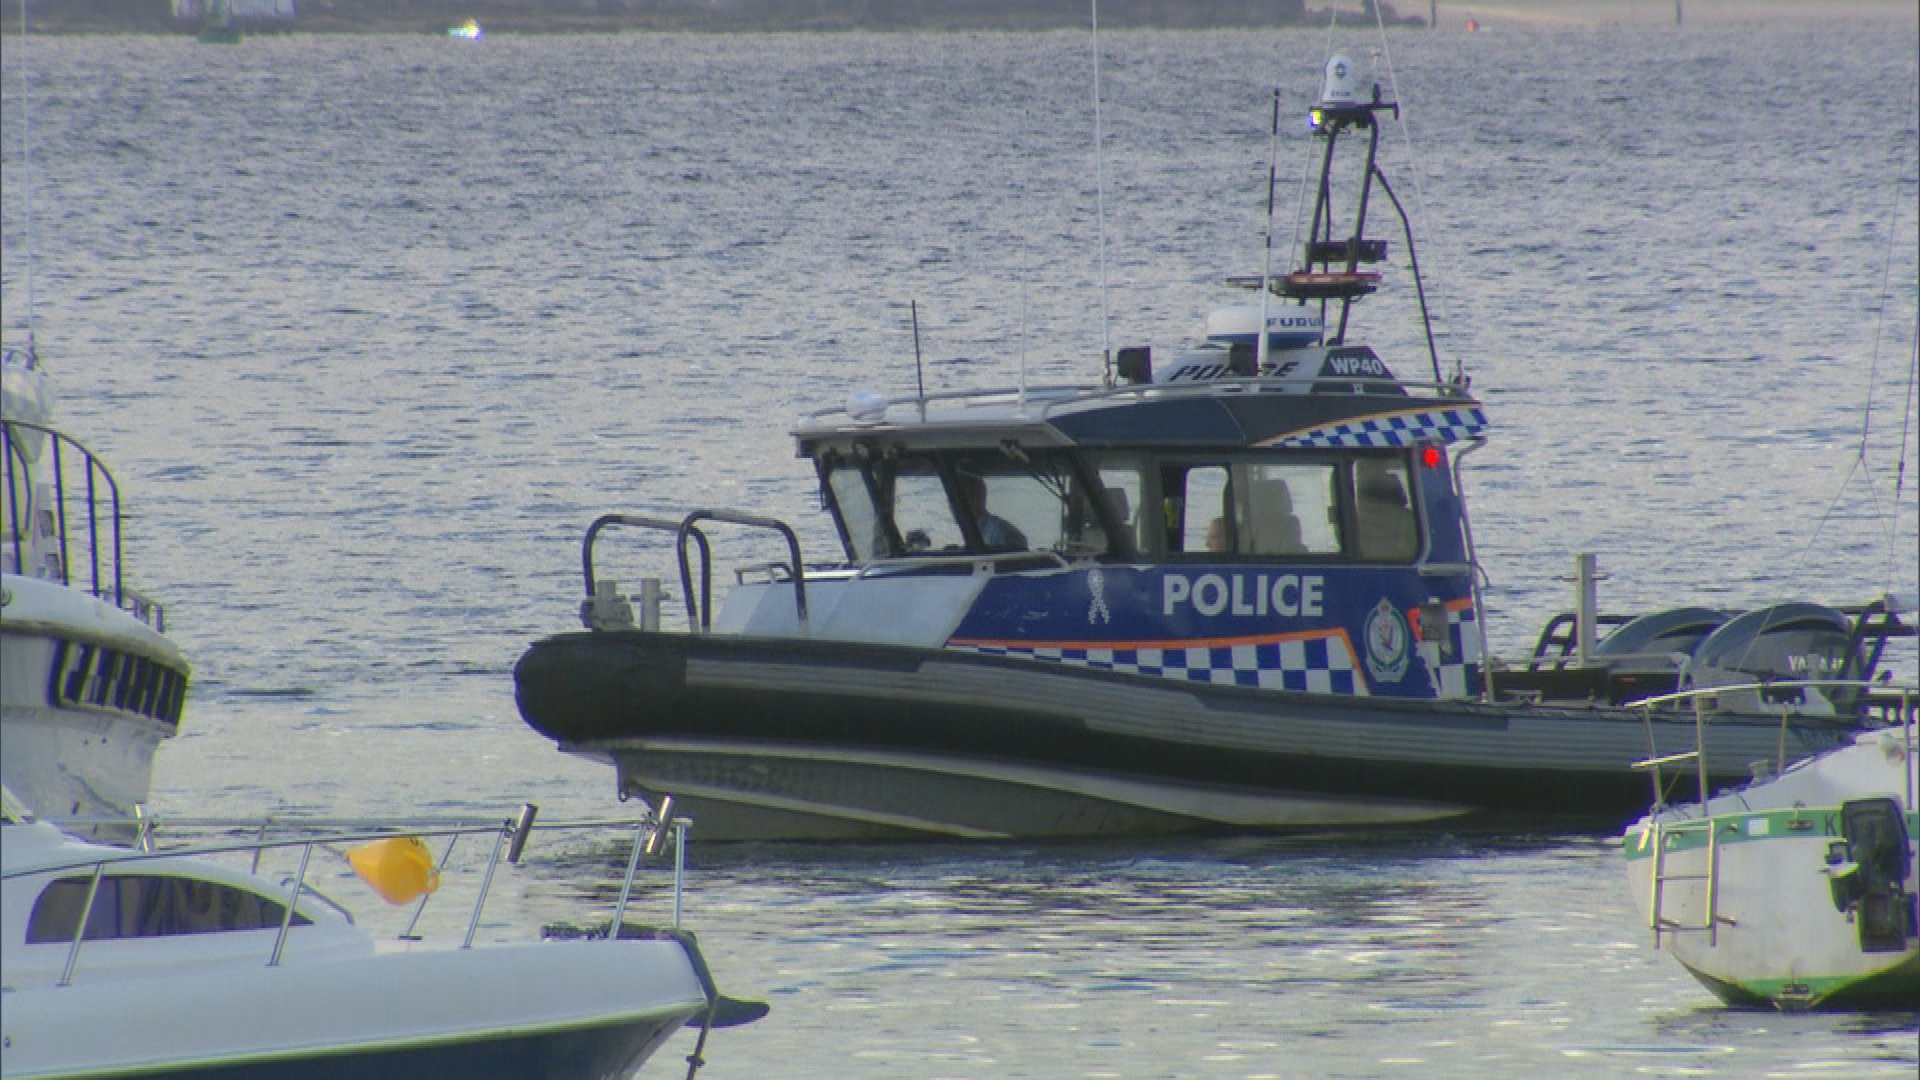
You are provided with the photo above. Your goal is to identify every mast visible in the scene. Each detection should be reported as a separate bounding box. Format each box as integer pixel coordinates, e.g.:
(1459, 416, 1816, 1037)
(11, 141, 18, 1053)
(1233, 53, 1442, 383)
(1275, 55, 1393, 347)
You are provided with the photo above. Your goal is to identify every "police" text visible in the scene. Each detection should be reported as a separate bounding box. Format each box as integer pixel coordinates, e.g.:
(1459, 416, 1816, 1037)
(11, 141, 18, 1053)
(1162, 573, 1325, 618)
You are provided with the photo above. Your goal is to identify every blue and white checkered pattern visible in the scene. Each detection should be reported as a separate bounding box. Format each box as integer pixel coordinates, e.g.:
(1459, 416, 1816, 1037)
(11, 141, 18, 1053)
(1427, 601, 1481, 699)
(1267, 406, 1488, 449)
(953, 634, 1366, 695)
(954, 600, 1483, 700)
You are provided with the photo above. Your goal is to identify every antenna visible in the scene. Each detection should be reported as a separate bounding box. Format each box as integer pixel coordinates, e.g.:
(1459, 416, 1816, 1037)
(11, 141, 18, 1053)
(910, 299, 926, 423)
(1090, 0, 1112, 386)
(1017, 286, 1030, 416)
(1257, 85, 1282, 372)
(15, 0, 38, 351)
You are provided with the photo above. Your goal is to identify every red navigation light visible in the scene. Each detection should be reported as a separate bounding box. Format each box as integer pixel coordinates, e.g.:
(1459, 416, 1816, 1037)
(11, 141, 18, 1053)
(1421, 444, 1443, 468)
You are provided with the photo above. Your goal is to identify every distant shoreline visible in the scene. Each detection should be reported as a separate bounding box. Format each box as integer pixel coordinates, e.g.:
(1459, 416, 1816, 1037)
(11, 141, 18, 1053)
(8, 1, 1419, 38)
(3, 1, 1914, 37)
(1, 23, 1367, 38)
(28, 17, 1369, 38)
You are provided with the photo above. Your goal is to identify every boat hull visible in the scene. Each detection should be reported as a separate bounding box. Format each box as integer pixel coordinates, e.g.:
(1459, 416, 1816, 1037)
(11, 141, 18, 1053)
(1, 575, 188, 829)
(589, 738, 1464, 840)
(0, 702, 169, 823)
(0, 937, 707, 1080)
(516, 630, 1862, 840)
(1, 1017, 689, 1080)
(1622, 727, 1920, 1010)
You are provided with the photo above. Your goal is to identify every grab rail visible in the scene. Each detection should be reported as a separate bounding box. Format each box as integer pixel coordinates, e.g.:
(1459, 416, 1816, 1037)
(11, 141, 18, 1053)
(2, 417, 165, 632)
(678, 510, 806, 632)
(582, 513, 711, 628)
(580, 509, 807, 632)
(1627, 679, 1917, 811)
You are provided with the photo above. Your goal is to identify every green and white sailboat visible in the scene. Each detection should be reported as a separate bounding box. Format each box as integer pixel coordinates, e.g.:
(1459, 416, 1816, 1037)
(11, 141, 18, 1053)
(1622, 681, 1918, 1009)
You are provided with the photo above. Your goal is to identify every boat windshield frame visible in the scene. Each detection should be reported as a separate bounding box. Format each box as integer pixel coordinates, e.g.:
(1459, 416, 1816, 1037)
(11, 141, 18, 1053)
(814, 440, 1428, 567)
(818, 444, 1113, 562)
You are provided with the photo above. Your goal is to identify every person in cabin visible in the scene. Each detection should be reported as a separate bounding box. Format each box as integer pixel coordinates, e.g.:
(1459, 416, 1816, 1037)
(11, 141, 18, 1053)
(1206, 475, 1305, 555)
(957, 471, 1027, 551)
(1206, 513, 1232, 553)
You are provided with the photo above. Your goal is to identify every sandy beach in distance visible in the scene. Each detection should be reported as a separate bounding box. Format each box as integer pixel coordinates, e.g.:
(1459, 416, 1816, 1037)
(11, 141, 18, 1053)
(1431, 1, 1917, 27)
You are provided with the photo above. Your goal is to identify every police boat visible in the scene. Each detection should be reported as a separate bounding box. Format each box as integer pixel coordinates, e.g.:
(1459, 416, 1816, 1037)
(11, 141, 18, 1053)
(512, 58, 1914, 840)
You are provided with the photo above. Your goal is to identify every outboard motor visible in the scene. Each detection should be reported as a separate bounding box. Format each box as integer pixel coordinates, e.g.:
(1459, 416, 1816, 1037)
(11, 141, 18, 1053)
(1683, 602, 1862, 715)
(1826, 797, 1918, 953)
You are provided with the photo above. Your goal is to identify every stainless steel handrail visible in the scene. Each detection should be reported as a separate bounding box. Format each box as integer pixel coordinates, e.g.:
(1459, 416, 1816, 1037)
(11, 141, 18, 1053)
(15, 805, 687, 988)
(678, 510, 807, 632)
(1623, 679, 1909, 713)
(795, 372, 1480, 430)
(2, 416, 164, 631)
(581, 512, 712, 628)
(579, 509, 807, 632)
(1627, 679, 1917, 811)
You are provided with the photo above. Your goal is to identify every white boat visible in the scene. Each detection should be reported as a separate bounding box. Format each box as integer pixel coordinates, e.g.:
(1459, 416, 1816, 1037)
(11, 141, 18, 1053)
(1622, 685, 1919, 1009)
(0, 790, 763, 1078)
(1, 343, 191, 832)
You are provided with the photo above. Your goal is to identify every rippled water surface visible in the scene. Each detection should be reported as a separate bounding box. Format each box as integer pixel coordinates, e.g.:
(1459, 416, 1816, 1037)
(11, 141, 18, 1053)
(4, 20, 1918, 1078)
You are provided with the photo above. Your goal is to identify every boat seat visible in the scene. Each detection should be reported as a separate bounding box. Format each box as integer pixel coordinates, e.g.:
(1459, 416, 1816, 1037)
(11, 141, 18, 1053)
(1102, 488, 1133, 552)
(1104, 488, 1131, 526)
(1244, 496, 1303, 554)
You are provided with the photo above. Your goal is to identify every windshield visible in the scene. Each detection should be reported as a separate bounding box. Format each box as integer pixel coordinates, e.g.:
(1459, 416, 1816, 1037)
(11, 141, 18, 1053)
(819, 447, 1125, 560)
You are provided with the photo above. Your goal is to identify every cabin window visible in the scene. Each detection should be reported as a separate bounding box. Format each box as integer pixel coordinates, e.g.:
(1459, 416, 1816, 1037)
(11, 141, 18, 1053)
(1239, 463, 1343, 556)
(857, 450, 1107, 556)
(1091, 460, 1147, 559)
(887, 458, 968, 553)
(1175, 464, 1233, 554)
(827, 447, 1135, 560)
(826, 463, 885, 563)
(26, 874, 310, 943)
(1152, 455, 1420, 561)
(951, 450, 1092, 554)
(1351, 456, 1418, 560)
(1161, 461, 1341, 557)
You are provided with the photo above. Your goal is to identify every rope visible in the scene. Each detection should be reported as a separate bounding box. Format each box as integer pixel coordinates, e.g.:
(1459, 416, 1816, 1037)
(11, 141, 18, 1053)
(1860, 61, 1920, 595)
(1370, 4, 1459, 382)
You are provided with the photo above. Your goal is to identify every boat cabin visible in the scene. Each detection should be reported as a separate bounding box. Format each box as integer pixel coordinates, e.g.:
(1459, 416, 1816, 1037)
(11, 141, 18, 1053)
(807, 378, 1449, 571)
(666, 329, 1493, 706)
